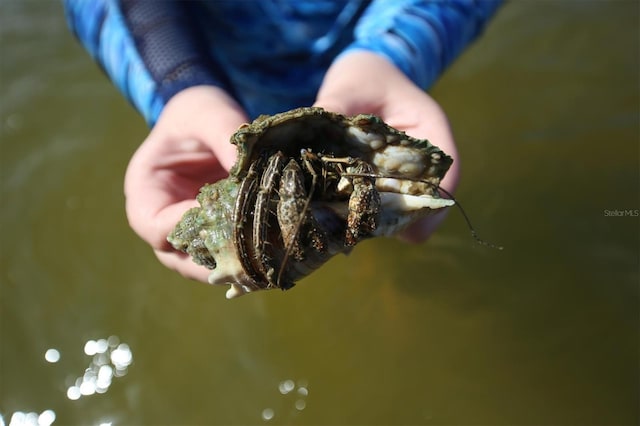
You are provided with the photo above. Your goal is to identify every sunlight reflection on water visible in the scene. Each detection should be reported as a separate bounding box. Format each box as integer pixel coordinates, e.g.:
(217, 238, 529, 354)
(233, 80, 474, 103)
(0, 336, 132, 426)
(1, 410, 55, 426)
(261, 378, 310, 422)
(66, 336, 133, 401)
(43, 349, 60, 364)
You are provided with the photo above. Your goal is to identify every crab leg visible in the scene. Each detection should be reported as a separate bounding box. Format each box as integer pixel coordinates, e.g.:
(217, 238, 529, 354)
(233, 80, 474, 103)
(232, 157, 266, 291)
(252, 152, 286, 288)
(276, 157, 328, 286)
(345, 161, 380, 246)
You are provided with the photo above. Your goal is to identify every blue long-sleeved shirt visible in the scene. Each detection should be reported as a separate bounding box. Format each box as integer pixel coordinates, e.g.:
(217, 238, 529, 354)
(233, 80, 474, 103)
(64, 0, 502, 126)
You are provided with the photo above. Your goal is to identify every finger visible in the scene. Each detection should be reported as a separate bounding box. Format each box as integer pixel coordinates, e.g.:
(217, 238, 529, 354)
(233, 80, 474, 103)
(155, 249, 211, 283)
(124, 139, 226, 251)
(141, 199, 201, 250)
(396, 154, 459, 244)
(397, 209, 451, 244)
(210, 135, 239, 172)
(312, 99, 349, 115)
(312, 98, 382, 117)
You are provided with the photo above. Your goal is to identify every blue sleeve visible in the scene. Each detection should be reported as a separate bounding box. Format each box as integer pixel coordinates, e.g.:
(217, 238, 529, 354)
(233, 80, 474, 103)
(63, 0, 226, 126)
(64, 0, 502, 124)
(341, 0, 502, 89)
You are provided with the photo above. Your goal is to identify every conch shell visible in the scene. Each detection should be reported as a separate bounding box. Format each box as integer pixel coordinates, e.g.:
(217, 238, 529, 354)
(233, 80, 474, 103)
(168, 107, 453, 298)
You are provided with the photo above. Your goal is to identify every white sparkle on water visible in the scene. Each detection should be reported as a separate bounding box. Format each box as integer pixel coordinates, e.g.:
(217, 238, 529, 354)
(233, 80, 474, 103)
(67, 336, 133, 401)
(44, 349, 60, 364)
(261, 408, 274, 421)
(5, 410, 56, 426)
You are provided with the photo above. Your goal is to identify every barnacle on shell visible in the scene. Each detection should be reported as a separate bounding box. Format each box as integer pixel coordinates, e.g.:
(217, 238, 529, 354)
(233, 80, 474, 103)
(168, 107, 454, 299)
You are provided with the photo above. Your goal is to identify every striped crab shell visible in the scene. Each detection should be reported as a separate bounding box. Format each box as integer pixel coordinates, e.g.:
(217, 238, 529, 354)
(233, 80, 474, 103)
(168, 107, 454, 298)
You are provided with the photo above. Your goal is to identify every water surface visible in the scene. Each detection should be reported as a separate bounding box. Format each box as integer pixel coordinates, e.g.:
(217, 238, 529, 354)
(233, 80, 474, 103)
(1, 1, 638, 425)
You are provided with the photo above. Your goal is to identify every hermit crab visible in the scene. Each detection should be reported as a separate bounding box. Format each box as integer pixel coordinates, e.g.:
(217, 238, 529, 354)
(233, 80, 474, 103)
(168, 107, 457, 299)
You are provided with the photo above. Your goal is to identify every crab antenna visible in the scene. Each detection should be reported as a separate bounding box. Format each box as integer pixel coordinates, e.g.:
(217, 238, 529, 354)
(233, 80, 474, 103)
(430, 185, 503, 250)
(342, 172, 503, 250)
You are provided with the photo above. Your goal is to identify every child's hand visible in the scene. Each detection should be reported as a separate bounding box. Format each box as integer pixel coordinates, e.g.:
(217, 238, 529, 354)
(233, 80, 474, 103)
(314, 50, 460, 242)
(124, 85, 247, 282)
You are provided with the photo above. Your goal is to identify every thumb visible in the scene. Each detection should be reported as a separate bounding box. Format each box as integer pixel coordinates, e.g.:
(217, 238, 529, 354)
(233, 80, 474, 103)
(313, 95, 383, 117)
(312, 99, 351, 115)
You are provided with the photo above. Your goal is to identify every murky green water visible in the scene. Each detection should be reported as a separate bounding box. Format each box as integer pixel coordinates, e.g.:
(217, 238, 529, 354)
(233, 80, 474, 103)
(1, 1, 638, 425)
